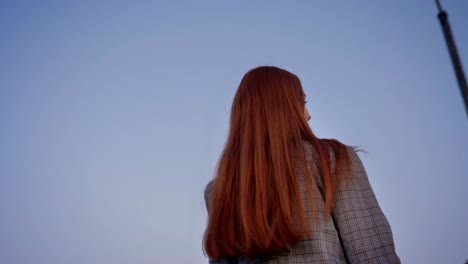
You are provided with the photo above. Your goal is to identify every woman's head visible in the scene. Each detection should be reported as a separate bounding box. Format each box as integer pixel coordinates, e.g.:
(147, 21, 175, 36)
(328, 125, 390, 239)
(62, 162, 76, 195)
(230, 66, 311, 136)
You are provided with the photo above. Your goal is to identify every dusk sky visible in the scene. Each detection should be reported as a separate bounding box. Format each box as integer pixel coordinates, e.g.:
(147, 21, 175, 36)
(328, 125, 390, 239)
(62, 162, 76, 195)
(1, 1, 467, 263)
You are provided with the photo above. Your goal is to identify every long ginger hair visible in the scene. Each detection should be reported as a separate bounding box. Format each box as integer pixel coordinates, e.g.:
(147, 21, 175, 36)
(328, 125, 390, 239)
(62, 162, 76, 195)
(204, 66, 353, 259)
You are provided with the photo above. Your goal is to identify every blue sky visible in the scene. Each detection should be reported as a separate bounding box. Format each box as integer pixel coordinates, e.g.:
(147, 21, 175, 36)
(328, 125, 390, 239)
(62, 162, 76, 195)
(1, 1, 467, 263)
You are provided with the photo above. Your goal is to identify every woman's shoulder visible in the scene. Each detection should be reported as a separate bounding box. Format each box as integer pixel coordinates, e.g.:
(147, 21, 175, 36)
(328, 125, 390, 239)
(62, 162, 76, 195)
(303, 139, 357, 159)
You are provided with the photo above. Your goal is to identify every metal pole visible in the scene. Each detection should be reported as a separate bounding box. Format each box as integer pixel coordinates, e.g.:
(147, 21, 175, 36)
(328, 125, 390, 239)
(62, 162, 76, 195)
(435, 0, 468, 117)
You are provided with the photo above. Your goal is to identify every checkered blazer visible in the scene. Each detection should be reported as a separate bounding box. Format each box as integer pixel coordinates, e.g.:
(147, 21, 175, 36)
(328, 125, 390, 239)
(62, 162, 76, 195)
(204, 143, 400, 264)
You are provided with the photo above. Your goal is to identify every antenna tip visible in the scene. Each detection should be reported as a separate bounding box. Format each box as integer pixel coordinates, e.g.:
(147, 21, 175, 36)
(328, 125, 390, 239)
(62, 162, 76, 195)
(435, 0, 443, 12)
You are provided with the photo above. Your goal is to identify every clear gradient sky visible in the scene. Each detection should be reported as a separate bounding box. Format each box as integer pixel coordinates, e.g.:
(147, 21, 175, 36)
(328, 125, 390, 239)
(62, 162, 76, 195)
(1, 1, 467, 263)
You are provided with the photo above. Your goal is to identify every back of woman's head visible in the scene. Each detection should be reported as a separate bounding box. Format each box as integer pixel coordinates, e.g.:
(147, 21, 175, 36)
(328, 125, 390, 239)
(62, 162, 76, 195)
(229, 66, 309, 140)
(204, 66, 352, 259)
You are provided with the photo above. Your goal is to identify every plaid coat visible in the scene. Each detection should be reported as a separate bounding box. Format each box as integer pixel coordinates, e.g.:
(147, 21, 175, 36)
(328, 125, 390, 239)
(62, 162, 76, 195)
(204, 143, 400, 264)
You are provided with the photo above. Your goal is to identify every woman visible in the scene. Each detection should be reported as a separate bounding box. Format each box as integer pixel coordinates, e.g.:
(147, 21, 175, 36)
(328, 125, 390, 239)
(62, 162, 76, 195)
(203, 66, 400, 264)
